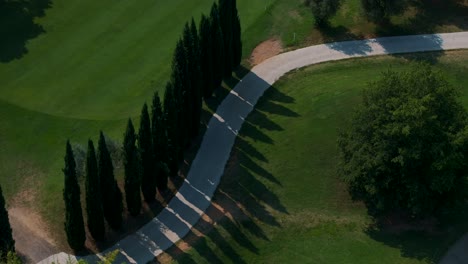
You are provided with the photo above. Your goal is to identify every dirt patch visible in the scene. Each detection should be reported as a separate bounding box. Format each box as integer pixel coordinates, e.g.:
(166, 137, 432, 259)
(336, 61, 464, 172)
(249, 38, 283, 66)
(8, 175, 58, 263)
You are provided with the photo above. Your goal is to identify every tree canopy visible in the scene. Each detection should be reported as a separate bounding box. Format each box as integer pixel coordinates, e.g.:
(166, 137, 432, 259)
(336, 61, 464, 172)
(338, 64, 468, 216)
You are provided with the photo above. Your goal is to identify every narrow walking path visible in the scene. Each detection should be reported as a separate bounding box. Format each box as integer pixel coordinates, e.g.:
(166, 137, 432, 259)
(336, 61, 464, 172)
(38, 32, 468, 264)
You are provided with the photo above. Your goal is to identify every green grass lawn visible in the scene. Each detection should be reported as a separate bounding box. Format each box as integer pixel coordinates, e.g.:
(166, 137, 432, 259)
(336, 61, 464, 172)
(166, 51, 468, 264)
(0, 0, 467, 250)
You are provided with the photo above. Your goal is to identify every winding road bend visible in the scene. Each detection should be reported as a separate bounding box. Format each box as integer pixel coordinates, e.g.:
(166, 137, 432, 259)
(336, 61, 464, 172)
(38, 32, 468, 264)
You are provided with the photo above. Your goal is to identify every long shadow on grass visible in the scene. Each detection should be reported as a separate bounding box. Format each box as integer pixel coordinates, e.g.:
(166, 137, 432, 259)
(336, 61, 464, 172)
(160, 71, 297, 263)
(365, 202, 468, 263)
(0, 0, 51, 62)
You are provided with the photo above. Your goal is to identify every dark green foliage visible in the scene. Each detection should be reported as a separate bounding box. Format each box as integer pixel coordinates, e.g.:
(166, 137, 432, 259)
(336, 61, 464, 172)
(209, 3, 225, 92)
(63, 140, 86, 250)
(123, 119, 141, 216)
(164, 82, 180, 177)
(305, 0, 341, 27)
(338, 64, 468, 216)
(151, 93, 169, 191)
(85, 139, 105, 241)
(218, 0, 233, 78)
(232, 0, 242, 69)
(182, 22, 196, 141)
(138, 104, 156, 202)
(360, 0, 404, 23)
(171, 39, 190, 148)
(199, 14, 215, 98)
(0, 185, 14, 260)
(97, 132, 123, 230)
(189, 18, 203, 138)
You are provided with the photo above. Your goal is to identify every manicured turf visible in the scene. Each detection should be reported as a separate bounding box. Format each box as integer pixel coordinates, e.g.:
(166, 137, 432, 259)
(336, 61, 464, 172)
(169, 51, 468, 263)
(0, 0, 466, 248)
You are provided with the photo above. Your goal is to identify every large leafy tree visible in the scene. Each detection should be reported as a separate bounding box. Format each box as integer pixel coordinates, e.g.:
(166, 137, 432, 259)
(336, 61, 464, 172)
(63, 140, 86, 250)
(151, 93, 169, 191)
(199, 14, 215, 98)
(97, 132, 123, 229)
(85, 139, 105, 241)
(138, 103, 157, 202)
(123, 119, 142, 216)
(338, 64, 468, 216)
(0, 184, 15, 260)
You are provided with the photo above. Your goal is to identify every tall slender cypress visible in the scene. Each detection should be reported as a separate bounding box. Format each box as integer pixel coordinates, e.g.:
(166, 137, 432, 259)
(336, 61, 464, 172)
(164, 82, 180, 177)
(138, 104, 156, 202)
(199, 14, 215, 98)
(151, 93, 169, 191)
(98, 132, 123, 230)
(182, 23, 195, 141)
(63, 140, 86, 250)
(85, 139, 105, 241)
(218, 0, 233, 78)
(123, 119, 141, 216)
(232, 0, 242, 68)
(172, 38, 191, 149)
(183, 19, 203, 138)
(0, 184, 14, 260)
(209, 3, 225, 92)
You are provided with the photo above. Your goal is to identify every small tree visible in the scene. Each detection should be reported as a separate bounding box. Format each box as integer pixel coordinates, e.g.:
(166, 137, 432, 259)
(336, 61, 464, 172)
(199, 14, 215, 98)
(98, 132, 123, 230)
(305, 0, 341, 27)
(360, 0, 404, 23)
(63, 140, 86, 250)
(138, 104, 156, 202)
(123, 119, 141, 216)
(338, 64, 468, 216)
(85, 139, 105, 241)
(0, 184, 15, 260)
(232, 0, 242, 69)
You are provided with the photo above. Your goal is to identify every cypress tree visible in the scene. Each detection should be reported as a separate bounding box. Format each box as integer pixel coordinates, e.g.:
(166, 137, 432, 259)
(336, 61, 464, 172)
(187, 18, 203, 138)
(218, 0, 233, 78)
(182, 22, 195, 141)
(85, 139, 105, 241)
(171, 39, 190, 149)
(164, 82, 180, 177)
(210, 3, 225, 92)
(138, 104, 156, 202)
(97, 132, 123, 230)
(199, 14, 215, 98)
(63, 140, 86, 250)
(232, 0, 242, 68)
(151, 93, 169, 191)
(123, 119, 141, 216)
(0, 184, 14, 260)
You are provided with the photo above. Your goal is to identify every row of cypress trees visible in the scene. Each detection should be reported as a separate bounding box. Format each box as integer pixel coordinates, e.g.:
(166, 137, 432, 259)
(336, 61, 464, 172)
(63, 0, 242, 251)
(63, 133, 124, 250)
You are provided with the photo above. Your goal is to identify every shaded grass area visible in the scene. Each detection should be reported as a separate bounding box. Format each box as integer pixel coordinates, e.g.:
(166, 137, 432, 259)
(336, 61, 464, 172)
(161, 51, 468, 264)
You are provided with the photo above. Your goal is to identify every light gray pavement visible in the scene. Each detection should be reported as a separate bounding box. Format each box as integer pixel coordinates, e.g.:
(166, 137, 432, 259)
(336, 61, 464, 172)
(38, 32, 468, 264)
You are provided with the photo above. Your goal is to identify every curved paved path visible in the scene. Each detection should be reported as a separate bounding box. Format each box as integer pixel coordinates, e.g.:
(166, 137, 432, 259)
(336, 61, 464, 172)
(39, 32, 468, 264)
